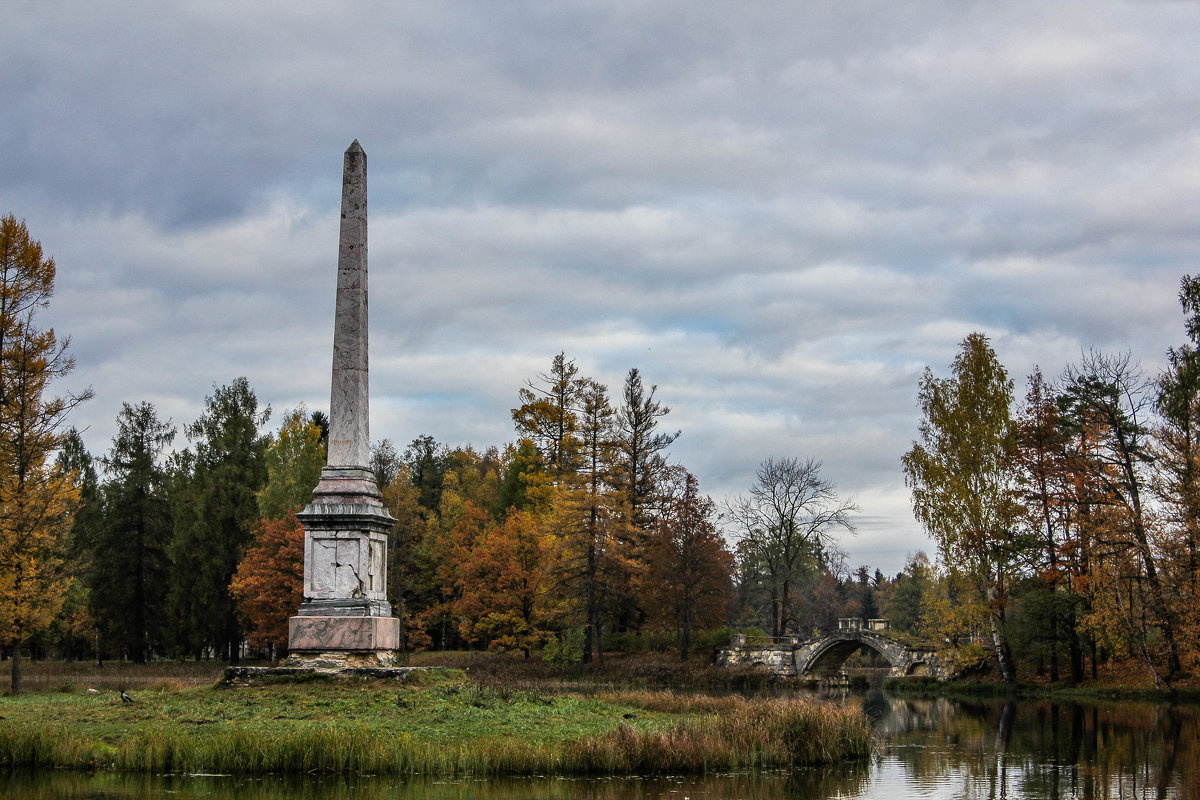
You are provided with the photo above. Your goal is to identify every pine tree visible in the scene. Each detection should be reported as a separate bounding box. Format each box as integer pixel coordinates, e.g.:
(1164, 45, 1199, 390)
(166, 378, 268, 663)
(615, 368, 678, 532)
(89, 402, 175, 663)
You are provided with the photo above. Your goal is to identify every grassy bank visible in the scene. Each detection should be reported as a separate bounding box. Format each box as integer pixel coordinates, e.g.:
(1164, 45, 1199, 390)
(405, 649, 785, 692)
(0, 667, 870, 776)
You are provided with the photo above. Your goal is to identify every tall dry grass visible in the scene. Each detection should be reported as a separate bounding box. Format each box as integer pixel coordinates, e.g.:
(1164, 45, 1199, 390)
(0, 689, 870, 776)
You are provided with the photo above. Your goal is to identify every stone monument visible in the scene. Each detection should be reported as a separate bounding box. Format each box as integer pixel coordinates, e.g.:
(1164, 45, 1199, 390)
(287, 140, 400, 668)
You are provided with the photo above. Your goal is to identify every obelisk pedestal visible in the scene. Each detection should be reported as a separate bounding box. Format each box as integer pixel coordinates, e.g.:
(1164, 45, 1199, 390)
(287, 140, 399, 668)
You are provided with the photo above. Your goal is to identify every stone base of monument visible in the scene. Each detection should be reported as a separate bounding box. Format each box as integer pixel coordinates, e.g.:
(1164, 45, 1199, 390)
(285, 614, 400, 670)
(288, 615, 400, 649)
(221, 664, 429, 685)
(284, 649, 399, 670)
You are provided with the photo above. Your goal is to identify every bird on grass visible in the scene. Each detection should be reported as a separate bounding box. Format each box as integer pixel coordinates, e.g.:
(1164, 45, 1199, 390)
(120, 690, 134, 704)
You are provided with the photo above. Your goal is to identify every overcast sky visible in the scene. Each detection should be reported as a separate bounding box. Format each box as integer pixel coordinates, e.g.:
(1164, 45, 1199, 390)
(3, 2, 1199, 574)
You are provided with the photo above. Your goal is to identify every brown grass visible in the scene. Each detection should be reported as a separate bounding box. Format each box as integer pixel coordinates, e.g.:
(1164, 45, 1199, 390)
(3, 659, 227, 694)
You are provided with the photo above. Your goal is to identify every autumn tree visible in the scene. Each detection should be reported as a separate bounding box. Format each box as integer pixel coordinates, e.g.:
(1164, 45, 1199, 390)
(87, 402, 175, 664)
(1155, 274, 1200, 670)
(257, 405, 325, 520)
(512, 353, 582, 486)
(1062, 351, 1179, 685)
(230, 514, 304, 658)
(903, 332, 1022, 683)
(0, 215, 90, 692)
(643, 468, 732, 660)
(457, 509, 558, 656)
(728, 457, 856, 638)
(496, 439, 545, 514)
(418, 495, 491, 649)
(558, 377, 630, 665)
(1013, 369, 1085, 682)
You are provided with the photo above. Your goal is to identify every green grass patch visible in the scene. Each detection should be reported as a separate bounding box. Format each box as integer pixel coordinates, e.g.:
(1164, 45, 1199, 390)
(0, 672, 870, 776)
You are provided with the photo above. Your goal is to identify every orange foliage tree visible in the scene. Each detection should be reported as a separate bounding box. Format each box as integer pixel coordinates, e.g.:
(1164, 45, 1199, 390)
(457, 508, 559, 656)
(643, 468, 733, 661)
(230, 513, 304, 656)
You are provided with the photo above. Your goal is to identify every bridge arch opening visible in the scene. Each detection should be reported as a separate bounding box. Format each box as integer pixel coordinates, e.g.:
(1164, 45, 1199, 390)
(800, 639, 899, 678)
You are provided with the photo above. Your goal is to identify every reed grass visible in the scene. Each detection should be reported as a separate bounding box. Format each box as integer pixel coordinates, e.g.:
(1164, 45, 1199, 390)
(0, 680, 869, 776)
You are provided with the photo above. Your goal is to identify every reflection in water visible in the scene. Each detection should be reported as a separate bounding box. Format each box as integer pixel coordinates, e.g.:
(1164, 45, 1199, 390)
(1, 768, 872, 800)
(2, 695, 1196, 799)
(881, 695, 1197, 799)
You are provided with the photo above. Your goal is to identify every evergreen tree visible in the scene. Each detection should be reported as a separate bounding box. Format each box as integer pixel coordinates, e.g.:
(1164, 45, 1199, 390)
(615, 368, 679, 532)
(404, 434, 448, 513)
(90, 402, 174, 663)
(55, 429, 100, 661)
(167, 378, 269, 663)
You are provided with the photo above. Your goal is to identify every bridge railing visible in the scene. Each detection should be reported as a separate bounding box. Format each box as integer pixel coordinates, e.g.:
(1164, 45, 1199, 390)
(728, 633, 807, 647)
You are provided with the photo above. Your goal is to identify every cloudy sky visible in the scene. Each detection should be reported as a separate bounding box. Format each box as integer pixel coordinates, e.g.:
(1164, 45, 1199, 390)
(3, 2, 1199, 574)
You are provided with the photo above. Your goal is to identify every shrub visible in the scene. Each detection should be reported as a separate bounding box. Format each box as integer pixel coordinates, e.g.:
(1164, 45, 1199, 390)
(542, 628, 584, 670)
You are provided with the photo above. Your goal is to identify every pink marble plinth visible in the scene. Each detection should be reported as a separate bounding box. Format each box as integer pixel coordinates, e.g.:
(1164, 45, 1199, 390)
(288, 615, 400, 652)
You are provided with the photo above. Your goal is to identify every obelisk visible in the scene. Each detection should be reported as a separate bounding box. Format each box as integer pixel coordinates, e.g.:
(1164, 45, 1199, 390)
(287, 140, 399, 667)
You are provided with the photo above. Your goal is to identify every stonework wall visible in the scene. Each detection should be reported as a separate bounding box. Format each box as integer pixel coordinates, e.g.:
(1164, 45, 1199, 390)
(718, 630, 956, 681)
(716, 643, 799, 677)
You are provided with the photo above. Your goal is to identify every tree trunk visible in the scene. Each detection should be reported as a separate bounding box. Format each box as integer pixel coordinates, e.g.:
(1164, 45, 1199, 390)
(1065, 606, 1084, 684)
(10, 644, 21, 694)
(583, 543, 597, 665)
(987, 604, 1016, 683)
(679, 600, 692, 662)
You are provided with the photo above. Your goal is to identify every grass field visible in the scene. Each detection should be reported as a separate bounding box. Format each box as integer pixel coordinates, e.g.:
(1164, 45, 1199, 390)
(0, 661, 871, 776)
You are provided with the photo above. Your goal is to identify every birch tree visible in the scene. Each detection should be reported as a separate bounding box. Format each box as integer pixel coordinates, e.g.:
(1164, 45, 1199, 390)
(903, 332, 1021, 683)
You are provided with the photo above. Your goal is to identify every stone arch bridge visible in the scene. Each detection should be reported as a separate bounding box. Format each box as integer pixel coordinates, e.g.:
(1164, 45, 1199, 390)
(717, 619, 951, 681)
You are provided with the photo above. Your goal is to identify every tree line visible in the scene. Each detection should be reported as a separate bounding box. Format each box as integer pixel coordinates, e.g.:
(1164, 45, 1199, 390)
(31, 209, 1200, 689)
(902, 277, 1200, 687)
(1, 216, 879, 689)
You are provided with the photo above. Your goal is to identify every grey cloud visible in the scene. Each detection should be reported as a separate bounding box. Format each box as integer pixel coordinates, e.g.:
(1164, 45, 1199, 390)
(7, 1, 1200, 574)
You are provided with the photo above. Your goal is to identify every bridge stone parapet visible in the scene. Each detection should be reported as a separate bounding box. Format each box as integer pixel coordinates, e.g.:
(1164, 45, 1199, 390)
(716, 634, 806, 676)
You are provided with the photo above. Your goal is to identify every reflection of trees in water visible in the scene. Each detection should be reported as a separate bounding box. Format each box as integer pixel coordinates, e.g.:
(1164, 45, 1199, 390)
(878, 695, 1199, 798)
(3, 766, 872, 800)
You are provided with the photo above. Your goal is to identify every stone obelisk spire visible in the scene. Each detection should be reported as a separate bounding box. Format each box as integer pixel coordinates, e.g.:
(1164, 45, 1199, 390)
(288, 140, 399, 668)
(328, 139, 370, 469)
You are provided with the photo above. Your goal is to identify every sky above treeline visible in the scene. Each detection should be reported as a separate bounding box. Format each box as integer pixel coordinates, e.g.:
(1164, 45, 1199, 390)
(3, 2, 1199, 574)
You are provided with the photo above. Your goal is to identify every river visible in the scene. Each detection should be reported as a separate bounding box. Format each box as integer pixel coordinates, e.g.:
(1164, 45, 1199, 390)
(4, 691, 1196, 799)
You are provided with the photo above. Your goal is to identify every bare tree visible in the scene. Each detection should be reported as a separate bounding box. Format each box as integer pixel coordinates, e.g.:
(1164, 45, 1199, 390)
(728, 457, 857, 638)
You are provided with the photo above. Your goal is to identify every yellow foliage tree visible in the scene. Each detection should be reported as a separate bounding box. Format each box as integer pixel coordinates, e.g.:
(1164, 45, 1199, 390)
(0, 215, 90, 692)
